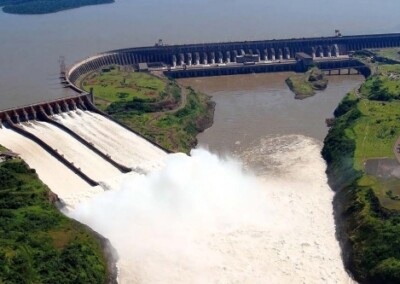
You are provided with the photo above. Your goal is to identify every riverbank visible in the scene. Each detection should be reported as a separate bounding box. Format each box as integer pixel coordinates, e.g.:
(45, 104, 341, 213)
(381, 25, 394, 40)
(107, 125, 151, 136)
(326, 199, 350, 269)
(322, 50, 400, 283)
(0, 153, 115, 283)
(81, 68, 215, 153)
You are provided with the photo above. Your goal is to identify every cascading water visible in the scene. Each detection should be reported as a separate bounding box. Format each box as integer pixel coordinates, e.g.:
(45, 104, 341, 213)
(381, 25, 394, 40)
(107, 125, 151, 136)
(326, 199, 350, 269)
(0, 107, 356, 283)
(69, 135, 355, 284)
(56, 110, 166, 172)
(21, 120, 122, 181)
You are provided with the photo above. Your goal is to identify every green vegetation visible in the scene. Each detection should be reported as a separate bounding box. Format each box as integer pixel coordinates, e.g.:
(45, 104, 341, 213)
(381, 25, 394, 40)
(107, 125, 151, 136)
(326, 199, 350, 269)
(373, 48, 400, 63)
(0, 0, 113, 15)
(286, 67, 328, 99)
(360, 65, 400, 100)
(83, 68, 174, 114)
(323, 50, 400, 283)
(0, 155, 109, 283)
(82, 67, 215, 153)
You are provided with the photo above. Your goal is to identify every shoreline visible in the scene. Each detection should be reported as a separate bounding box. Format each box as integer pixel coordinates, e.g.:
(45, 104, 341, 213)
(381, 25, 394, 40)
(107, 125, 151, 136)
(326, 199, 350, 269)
(322, 55, 400, 283)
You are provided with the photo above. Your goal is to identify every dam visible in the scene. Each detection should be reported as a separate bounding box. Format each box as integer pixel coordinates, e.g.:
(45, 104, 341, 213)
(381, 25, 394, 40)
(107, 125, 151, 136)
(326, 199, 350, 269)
(0, 31, 396, 212)
(0, 32, 396, 283)
(65, 32, 400, 90)
(0, 93, 167, 206)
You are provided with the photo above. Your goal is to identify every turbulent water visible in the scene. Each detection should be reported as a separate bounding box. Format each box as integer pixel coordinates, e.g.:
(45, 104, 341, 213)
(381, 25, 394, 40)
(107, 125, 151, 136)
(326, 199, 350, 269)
(0, 126, 103, 206)
(0, 0, 396, 282)
(0, 108, 355, 283)
(70, 135, 354, 284)
(55, 110, 166, 172)
(0, 110, 166, 207)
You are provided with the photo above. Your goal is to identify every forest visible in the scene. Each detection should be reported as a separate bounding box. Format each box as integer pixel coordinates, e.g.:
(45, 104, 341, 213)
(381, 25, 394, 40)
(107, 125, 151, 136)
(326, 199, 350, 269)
(0, 157, 109, 283)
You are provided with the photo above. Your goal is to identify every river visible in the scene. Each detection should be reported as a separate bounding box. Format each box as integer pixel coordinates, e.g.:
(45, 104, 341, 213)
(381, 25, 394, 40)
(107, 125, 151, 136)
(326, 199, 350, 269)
(0, 0, 400, 109)
(0, 0, 395, 282)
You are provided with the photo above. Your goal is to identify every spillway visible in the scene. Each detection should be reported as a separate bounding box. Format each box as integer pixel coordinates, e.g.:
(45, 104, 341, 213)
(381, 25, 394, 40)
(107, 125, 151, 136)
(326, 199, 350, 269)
(21, 120, 122, 181)
(0, 126, 103, 207)
(55, 110, 167, 172)
(0, 105, 353, 283)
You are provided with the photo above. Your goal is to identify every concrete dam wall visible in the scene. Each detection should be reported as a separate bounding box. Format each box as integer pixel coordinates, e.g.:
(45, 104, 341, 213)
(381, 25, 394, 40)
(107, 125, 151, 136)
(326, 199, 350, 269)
(0, 95, 167, 200)
(66, 32, 400, 86)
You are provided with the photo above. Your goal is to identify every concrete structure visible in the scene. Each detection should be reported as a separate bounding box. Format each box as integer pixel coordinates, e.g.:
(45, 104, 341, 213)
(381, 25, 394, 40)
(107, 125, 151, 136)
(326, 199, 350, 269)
(295, 52, 314, 71)
(236, 54, 260, 64)
(2, 32, 395, 188)
(138, 63, 149, 72)
(66, 32, 400, 88)
(0, 93, 171, 187)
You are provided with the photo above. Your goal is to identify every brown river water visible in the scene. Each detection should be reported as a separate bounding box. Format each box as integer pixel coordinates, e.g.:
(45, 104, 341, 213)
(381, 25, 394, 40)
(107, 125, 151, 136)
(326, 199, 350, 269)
(179, 73, 364, 150)
(0, 0, 399, 109)
(0, 0, 395, 282)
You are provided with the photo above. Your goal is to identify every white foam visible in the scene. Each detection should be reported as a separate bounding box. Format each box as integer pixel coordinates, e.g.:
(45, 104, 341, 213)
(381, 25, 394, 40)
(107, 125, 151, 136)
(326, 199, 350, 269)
(0, 126, 103, 207)
(56, 111, 166, 172)
(70, 136, 355, 284)
(21, 120, 122, 181)
(0, 113, 353, 283)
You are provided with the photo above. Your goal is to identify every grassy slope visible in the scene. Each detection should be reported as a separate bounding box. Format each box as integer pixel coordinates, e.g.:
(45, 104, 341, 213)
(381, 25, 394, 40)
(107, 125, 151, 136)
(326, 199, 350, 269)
(0, 157, 108, 283)
(322, 52, 400, 283)
(82, 68, 214, 153)
(84, 69, 166, 106)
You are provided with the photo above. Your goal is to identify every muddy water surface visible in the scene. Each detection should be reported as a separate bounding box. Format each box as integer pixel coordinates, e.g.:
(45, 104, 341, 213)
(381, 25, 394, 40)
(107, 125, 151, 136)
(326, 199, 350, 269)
(180, 73, 365, 152)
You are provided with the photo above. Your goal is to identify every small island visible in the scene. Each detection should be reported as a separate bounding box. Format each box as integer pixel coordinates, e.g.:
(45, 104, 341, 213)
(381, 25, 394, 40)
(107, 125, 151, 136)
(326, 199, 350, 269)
(0, 0, 114, 15)
(286, 67, 328, 99)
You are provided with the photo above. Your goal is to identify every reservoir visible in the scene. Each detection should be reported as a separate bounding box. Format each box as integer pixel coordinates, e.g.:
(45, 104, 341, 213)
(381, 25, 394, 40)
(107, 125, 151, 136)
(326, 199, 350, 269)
(0, 0, 396, 282)
(0, 0, 400, 109)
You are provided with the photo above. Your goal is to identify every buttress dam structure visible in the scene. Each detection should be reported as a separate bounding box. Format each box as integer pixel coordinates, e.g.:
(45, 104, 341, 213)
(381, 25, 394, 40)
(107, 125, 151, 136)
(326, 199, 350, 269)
(1, 32, 400, 194)
(66, 32, 400, 89)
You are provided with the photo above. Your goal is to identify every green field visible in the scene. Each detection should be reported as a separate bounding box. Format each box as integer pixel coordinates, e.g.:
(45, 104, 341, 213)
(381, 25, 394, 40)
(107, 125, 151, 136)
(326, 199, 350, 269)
(360, 65, 400, 99)
(351, 100, 400, 169)
(82, 68, 214, 153)
(0, 155, 109, 283)
(334, 63, 400, 203)
(322, 49, 400, 283)
(83, 68, 167, 109)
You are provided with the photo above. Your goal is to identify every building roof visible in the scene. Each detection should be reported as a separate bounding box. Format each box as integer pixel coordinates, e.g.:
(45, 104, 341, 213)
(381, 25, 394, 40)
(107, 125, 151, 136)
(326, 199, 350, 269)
(138, 63, 149, 71)
(295, 52, 313, 59)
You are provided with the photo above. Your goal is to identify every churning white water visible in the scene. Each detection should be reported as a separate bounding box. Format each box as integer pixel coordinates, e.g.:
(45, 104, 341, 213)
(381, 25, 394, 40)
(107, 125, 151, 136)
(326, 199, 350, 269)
(0, 111, 354, 283)
(55, 110, 166, 172)
(70, 135, 355, 284)
(0, 126, 104, 207)
(21, 120, 122, 181)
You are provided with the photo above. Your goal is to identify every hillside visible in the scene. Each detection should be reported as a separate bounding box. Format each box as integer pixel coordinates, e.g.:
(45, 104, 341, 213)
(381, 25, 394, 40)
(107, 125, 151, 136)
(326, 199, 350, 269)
(322, 50, 400, 283)
(0, 151, 113, 283)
